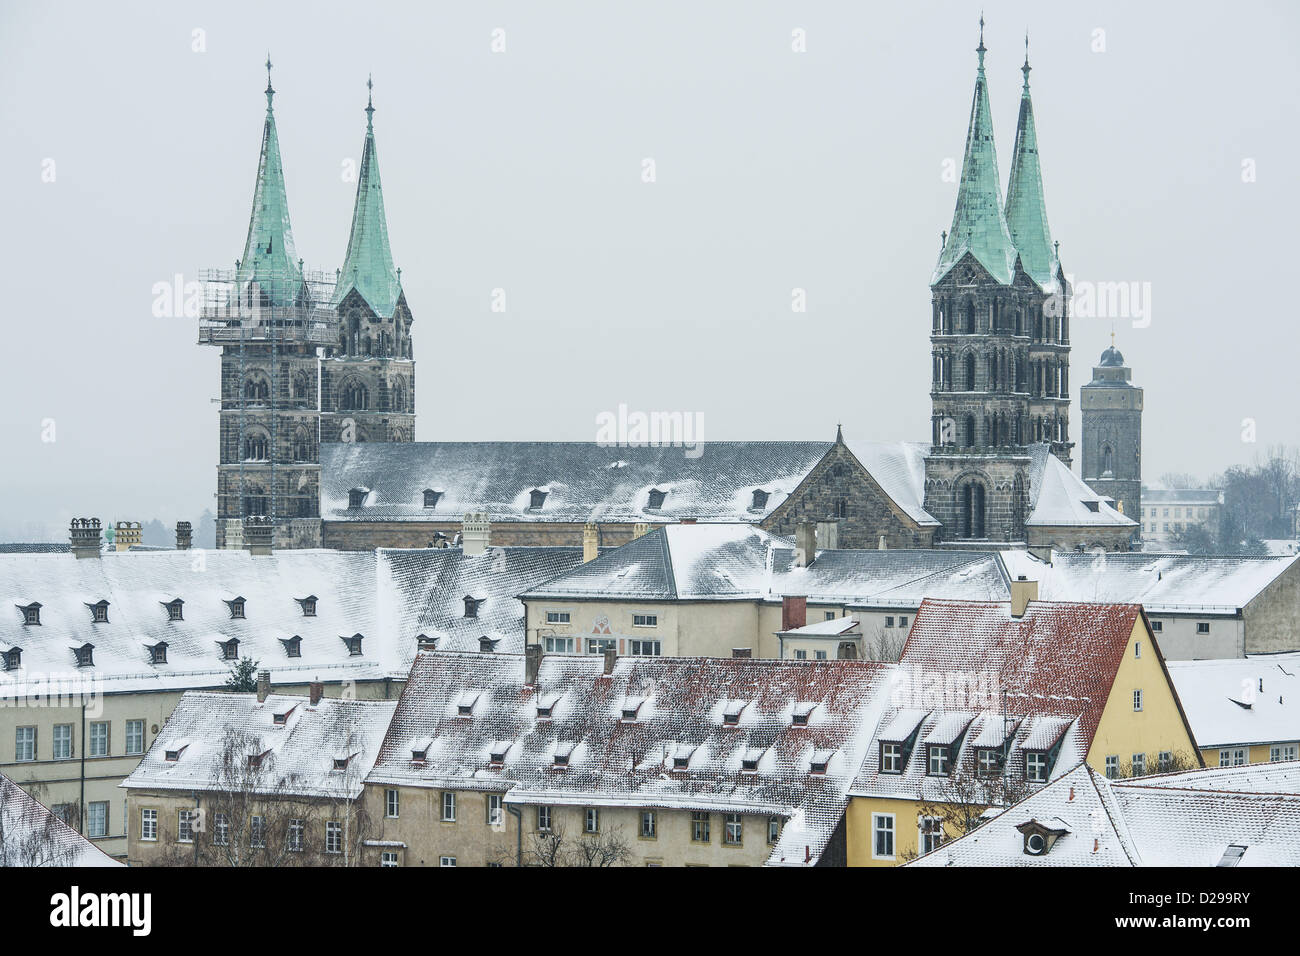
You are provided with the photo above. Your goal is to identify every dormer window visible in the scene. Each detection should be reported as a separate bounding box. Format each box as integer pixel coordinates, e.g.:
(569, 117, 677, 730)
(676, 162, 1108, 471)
(18, 603, 41, 626)
(620, 698, 644, 722)
(273, 704, 298, 726)
(247, 750, 271, 769)
(750, 489, 770, 512)
(163, 598, 184, 621)
(740, 749, 762, 772)
(479, 636, 500, 653)
(280, 635, 302, 658)
(416, 633, 437, 651)
(332, 755, 354, 771)
(976, 748, 1004, 777)
(2, 647, 21, 671)
(348, 488, 368, 509)
(73, 643, 94, 667)
(553, 743, 574, 768)
(147, 641, 168, 665)
(423, 489, 442, 509)
(881, 742, 903, 774)
(225, 597, 246, 619)
(1016, 819, 1070, 857)
(529, 488, 548, 510)
(647, 488, 667, 510)
(670, 745, 695, 770)
(1025, 750, 1049, 783)
(536, 694, 560, 719)
(927, 744, 950, 776)
(296, 596, 317, 617)
(164, 743, 189, 762)
(809, 750, 834, 775)
(410, 737, 433, 764)
(87, 600, 110, 623)
(723, 702, 746, 726)
(792, 704, 815, 727)
(456, 692, 479, 717)
(488, 743, 510, 766)
(341, 634, 364, 656)
(218, 638, 240, 661)
(1084, 500, 1100, 513)
(463, 596, 482, 619)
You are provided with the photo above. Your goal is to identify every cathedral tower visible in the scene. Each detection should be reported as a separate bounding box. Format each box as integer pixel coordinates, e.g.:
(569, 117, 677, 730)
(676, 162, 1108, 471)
(320, 79, 416, 445)
(200, 62, 334, 550)
(1081, 338, 1142, 531)
(923, 25, 1072, 543)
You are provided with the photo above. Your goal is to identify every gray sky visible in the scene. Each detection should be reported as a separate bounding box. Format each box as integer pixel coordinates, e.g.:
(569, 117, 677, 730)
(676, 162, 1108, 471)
(2, 0, 1297, 539)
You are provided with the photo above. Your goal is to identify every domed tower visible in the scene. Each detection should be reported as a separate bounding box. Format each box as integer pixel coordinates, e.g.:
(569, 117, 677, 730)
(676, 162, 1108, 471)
(1081, 336, 1142, 531)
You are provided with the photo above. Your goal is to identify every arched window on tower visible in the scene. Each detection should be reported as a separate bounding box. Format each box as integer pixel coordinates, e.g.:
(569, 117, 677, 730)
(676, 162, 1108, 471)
(341, 380, 369, 411)
(964, 353, 976, 391)
(964, 415, 976, 449)
(964, 299, 976, 334)
(293, 426, 313, 462)
(960, 482, 986, 539)
(1102, 444, 1114, 476)
(243, 374, 270, 403)
(243, 430, 270, 461)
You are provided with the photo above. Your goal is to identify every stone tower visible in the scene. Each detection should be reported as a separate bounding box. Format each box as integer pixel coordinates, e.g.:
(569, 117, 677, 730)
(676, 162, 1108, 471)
(199, 62, 334, 550)
(320, 79, 416, 445)
(923, 24, 1071, 543)
(1081, 338, 1142, 530)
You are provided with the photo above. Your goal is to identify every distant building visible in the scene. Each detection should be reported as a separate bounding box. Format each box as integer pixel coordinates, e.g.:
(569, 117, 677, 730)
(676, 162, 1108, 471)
(1140, 487, 1222, 548)
(1081, 340, 1142, 529)
(1166, 653, 1300, 766)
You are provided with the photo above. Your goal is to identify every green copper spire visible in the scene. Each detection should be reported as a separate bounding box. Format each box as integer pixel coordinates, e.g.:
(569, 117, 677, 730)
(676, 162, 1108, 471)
(333, 76, 401, 318)
(236, 57, 303, 308)
(932, 17, 1017, 287)
(1004, 34, 1057, 289)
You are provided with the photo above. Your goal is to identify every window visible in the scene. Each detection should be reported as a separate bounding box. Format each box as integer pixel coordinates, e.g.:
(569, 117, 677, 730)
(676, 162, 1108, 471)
(140, 809, 158, 842)
(2, 648, 20, 671)
(1196, 622, 1210, 634)
(89, 722, 109, 757)
(792, 706, 813, 727)
(586, 638, 616, 655)
(220, 638, 239, 661)
(442, 792, 456, 822)
(282, 635, 302, 658)
(1158, 751, 1173, 772)
(1131, 753, 1147, 776)
(537, 806, 552, 832)
(16, 726, 36, 761)
(288, 819, 303, 852)
(640, 810, 657, 839)
(440, 856, 457, 867)
(325, 821, 342, 855)
(298, 596, 317, 617)
(1270, 744, 1297, 762)
(872, 813, 895, 860)
(927, 744, 950, 776)
(1151, 620, 1163, 632)
(165, 599, 184, 621)
(423, 489, 442, 509)
(126, 719, 145, 756)
(585, 807, 599, 833)
(178, 809, 196, 844)
(794, 649, 807, 660)
(87, 801, 107, 838)
(1132, 689, 1143, 712)
(1134, 641, 1141, 659)
(723, 813, 743, 846)
(880, 742, 902, 774)
(487, 794, 504, 827)
(386, 789, 400, 819)
(768, 817, 780, 845)
(343, 634, 364, 656)
(976, 748, 1002, 776)
(53, 724, 72, 760)
(884, 616, 895, 628)
(74, 643, 94, 667)
(691, 812, 710, 843)
(529, 489, 548, 510)
(919, 815, 944, 854)
(1105, 755, 1119, 779)
(90, 601, 109, 623)
(898, 615, 908, 628)
(647, 488, 667, 510)
(629, 638, 661, 655)
(810, 753, 830, 774)
(814, 650, 828, 660)
(348, 488, 367, 509)
(1219, 748, 1246, 767)
(463, 596, 481, 619)
(381, 851, 399, 867)
(250, 815, 265, 848)
(546, 611, 570, 625)
(1025, 751, 1048, 782)
(544, 635, 574, 653)
(20, 603, 40, 625)
(226, 597, 246, 619)
(633, 614, 657, 628)
(149, 642, 168, 664)
(214, 813, 229, 846)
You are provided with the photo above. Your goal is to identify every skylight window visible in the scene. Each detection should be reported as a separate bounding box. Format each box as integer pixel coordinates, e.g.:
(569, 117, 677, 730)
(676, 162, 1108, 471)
(1217, 844, 1248, 868)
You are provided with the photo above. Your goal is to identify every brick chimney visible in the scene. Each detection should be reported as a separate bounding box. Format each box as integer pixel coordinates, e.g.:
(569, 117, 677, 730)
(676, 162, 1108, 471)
(244, 516, 273, 556)
(70, 518, 103, 560)
(794, 520, 816, 568)
(175, 521, 192, 551)
(782, 595, 807, 632)
(1010, 576, 1038, 618)
(114, 521, 142, 552)
(461, 512, 490, 557)
(582, 523, 600, 563)
(308, 681, 324, 706)
(602, 645, 617, 675)
(256, 669, 271, 703)
(525, 644, 542, 686)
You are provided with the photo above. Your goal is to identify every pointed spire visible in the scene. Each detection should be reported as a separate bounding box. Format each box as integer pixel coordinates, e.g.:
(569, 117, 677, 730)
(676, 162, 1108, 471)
(237, 58, 303, 308)
(932, 18, 1017, 286)
(1005, 32, 1057, 289)
(333, 77, 400, 318)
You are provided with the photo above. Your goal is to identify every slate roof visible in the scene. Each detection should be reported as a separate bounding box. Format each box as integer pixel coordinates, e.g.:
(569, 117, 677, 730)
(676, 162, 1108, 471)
(0, 772, 122, 867)
(1166, 653, 1300, 748)
(367, 652, 895, 865)
(909, 761, 1300, 867)
(122, 691, 397, 800)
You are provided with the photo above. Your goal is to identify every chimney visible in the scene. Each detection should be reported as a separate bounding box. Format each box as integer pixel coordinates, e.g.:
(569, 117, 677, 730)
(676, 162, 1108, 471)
(416, 634, 438, 651)
(632, 522, 650, 539)
(244, 515, 274, 556)
(175, 521, 192, 550)
(878, 534, 887, 550)
(255, 669, 271, 703)
(309, 681, 324, 706)
(582, 523, 599, 563)
(782, 595, 807, 632)
(816, 521, 839, 551)
(223, 517, 244, 551)
(602, 645, 617, 675)
(1010, 576, 1038, 618)
(114, 521, 142, 552)
(70, 518, 103, 560)
(461, 512, 490, 557)
(794, 520, 816, 567)
(525, 644, 542, 686)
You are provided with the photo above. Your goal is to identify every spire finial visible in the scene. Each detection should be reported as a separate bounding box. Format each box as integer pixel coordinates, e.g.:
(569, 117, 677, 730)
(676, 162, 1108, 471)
(265, 54, 275, 110)
(977, 13, 986, 69)
(365, 73, 375, 128)
(1022, 31, 1032, 89)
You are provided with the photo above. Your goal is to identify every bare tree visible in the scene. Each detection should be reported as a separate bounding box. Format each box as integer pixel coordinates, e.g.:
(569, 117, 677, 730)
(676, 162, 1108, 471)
(899, 768, 1033, 862)
(518, 821, 632, 868)
(862, 623, 907, 662)
(0, 777, 81, 867)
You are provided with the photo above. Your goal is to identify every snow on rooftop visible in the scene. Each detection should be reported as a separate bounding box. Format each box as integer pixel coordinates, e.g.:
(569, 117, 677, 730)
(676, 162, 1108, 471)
(1166, 653, 1300, 749)
(1, 772, 122, 867)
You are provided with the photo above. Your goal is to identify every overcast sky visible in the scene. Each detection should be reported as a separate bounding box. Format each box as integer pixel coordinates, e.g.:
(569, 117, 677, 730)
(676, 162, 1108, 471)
(2, 0, 1297, 539)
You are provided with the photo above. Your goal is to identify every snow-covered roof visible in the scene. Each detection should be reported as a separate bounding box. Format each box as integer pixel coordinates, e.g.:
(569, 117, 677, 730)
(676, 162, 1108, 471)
(367, 652, 896, 865)
(910, 761, 1300, 867)
(0, 772, 122, 867)
(842, 441, 938, 527)
(122, 691, 397, 800)
(1166, 653, 1300, 748)
(1024, 445, 1136, 528)
(778, 617, 861, 638)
